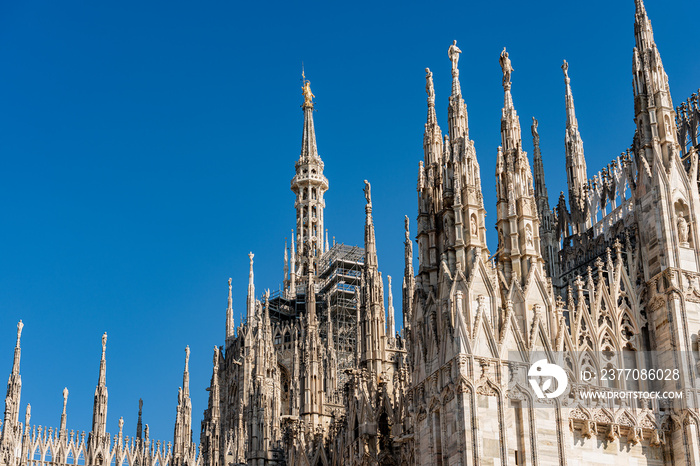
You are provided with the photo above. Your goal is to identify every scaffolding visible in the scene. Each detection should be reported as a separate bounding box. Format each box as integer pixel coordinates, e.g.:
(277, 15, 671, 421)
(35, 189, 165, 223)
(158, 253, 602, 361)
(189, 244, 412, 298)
(318, 243, 364, 387)
(262, 243, 364, 386)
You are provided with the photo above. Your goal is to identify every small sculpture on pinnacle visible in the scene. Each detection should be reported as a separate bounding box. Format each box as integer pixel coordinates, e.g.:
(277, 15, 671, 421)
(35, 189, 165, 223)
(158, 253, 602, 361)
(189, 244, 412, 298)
(499, 47, 514, 88)
(448, 40, 461, 76)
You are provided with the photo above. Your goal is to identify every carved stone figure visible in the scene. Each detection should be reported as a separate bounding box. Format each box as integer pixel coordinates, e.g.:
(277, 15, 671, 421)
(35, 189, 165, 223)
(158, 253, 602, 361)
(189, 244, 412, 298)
(448, 40, 461, 75)
(499, 47, 514, 87)
(678, 215, 689, 245)
(425, 68, 434, 100)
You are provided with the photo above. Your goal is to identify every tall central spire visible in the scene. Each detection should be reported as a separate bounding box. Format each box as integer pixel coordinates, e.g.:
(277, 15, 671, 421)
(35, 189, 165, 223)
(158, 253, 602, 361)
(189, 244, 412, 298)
(291, 76, 329, 278)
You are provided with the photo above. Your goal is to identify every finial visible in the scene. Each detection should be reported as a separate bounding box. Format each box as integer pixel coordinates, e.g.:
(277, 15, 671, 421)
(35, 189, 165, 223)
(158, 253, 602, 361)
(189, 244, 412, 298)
(249, 252, 254, 264)
(139, 398, 143, 411)
(185, 346, 190, 369)
(25, 404, 31, 426)
(448, 40, 461, 76)
(101, 332, 107, 357)
(562, 59, 570, 82)
(404, 215, 409, 233)
(499, 48, 514, 89)
(63, 387, 69, 403)
(363, 180, 372, 206)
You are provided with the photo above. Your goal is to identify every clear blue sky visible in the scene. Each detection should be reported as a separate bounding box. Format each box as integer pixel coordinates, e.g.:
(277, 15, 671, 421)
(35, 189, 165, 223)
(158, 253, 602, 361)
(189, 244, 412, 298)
(1, 0, 698, 445)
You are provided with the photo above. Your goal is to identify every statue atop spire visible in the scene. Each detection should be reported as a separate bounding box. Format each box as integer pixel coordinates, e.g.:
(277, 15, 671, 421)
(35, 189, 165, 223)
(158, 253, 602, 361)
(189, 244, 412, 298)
(363, 180, 372, 207)
(499, 47, 514, 89)
(101, 332, 107, 359)
(425, 68, 435, 103)
(301, 72, 314, 109)
(448, 40, 461, 76)
(531, 116, 540, 145)
(16, 320, 23, 348)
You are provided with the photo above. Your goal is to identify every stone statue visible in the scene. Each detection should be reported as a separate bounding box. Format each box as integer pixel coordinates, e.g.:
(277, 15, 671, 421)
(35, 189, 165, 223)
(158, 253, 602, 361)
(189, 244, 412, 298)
(562, 59, 569, 80)
(499, 47, 514, 87)
(448, 40, 461, 75)
(677, 215, 689, 245)
(531, 117, 539, 145)
(425, 68, 435, 100)
(363, 180, 372, 205)
(16, 320, 23, 346)
(63, 387, 69, 404)
(470, 215, 478, 236)
(101, 332, 107, 353)
(302, 80, 314, 107)
(25, 404, 31, 426)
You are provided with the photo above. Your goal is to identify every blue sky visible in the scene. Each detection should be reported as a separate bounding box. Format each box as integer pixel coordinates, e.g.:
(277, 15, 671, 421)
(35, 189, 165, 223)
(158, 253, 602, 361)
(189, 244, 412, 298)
(1, 0, 698, 445)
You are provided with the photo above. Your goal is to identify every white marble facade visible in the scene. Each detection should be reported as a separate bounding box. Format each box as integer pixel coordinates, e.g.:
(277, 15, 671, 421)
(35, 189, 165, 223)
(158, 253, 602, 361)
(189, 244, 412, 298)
(4, 1, 700, 465)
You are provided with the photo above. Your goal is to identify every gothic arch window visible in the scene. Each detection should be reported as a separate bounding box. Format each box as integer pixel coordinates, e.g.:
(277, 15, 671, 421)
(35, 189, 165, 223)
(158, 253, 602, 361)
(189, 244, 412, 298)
(303, 189, 308, 200)
(274, 333, 281, 345)
(312, 188, 317, 199)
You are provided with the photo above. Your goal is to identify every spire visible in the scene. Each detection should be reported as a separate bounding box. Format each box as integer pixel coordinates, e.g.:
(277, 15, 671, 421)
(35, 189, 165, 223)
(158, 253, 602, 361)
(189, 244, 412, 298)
(136, 399, 143, 440)
(90, 332, 108, 439)
(360, 180, 386, 374)
(1, 321, 23, 447)
(60, 387, 68, 436)
(363, 180, 378, 268)
(387, 275, 395, 342)
(402, 216, 415, 333)
(447, 40, 469, 142)
(423, 68, 443, 168)
(292, 77, 329, 277)
(562, 60, 589, 234)
(634, 0, 654, 52)
(289, 230, 297, 298)
(12, 320, 22, 375)
(183, 346, 190, 398)
(226, 278, 234, 340)
(300, 76, 318, 161)
(532, 117, 549, 203)
(98, 332, 107, 386)
(498, 48, 519, 151)
(283, 239, 289, 286)
(246, 252, 255, 325)
(631, 0, 677, 172)
(173, 346, 192, 466)
(495, 48, 544, 287)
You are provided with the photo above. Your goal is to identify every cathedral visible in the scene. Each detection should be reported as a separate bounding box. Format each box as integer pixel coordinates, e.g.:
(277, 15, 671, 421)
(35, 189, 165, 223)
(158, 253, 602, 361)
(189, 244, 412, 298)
(3, 0, 700, 464)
